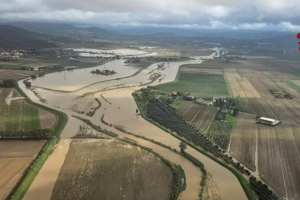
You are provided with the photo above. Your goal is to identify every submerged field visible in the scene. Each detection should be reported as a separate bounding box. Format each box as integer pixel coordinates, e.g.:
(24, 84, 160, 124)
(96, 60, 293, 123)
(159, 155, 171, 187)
(157, 72, 229, 98)
(50, 139, 174, 200)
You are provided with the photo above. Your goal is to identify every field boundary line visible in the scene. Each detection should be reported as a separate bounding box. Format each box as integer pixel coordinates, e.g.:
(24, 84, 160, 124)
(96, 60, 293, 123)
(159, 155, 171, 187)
(5, 81, 69, 200)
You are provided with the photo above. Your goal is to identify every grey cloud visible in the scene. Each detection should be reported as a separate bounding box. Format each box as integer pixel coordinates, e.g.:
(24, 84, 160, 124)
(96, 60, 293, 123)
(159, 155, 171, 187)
(0, 0, 299, 30)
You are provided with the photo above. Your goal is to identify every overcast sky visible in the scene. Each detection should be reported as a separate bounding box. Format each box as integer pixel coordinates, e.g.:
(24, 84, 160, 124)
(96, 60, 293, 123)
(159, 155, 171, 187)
(1, 0, 300, 31)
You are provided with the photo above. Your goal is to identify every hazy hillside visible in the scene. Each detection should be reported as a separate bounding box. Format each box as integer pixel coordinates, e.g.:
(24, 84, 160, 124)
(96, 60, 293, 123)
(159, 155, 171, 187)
(0, 25, 57, 49)
(9, 22, 116, 37)
(264, 34, 299, 48)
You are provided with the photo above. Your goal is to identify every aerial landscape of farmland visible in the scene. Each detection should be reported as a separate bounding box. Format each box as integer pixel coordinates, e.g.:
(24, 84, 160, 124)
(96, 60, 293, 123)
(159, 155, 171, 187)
(1, 9, 300, 200)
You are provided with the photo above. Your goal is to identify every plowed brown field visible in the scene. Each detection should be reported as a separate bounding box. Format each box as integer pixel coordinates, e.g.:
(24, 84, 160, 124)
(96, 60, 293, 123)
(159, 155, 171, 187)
(229, 114, 300, 199)
(0, 140, 45, 200)
(176, 101, 217, 132)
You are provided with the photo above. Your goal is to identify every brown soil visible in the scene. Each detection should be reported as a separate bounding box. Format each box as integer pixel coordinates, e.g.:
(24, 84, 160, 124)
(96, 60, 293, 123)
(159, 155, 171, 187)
(0, 69, 38, 81)
(38, 108, 57, 129)
(177, 102, 217, 132)
(229, 113, 256, 171)
(50, 139, 173, 200)
(0, 140, 45, 200)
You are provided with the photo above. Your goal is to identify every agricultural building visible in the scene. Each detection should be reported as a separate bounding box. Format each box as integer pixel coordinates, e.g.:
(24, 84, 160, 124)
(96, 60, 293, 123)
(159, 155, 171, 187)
(256, 117, 281, 126)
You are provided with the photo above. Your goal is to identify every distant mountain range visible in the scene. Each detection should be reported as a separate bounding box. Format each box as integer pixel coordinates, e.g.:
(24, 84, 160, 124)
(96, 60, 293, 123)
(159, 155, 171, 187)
(0, 25, 58, 49)
(0, 22, 298, 49)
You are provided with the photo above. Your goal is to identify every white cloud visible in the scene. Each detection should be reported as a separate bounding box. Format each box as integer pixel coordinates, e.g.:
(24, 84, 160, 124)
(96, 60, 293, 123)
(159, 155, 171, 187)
(0, 0, 299, 30)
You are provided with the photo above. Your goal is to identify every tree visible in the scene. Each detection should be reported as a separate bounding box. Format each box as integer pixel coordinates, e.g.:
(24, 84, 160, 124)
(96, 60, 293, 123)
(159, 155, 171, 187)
(179, 142, 187, 153)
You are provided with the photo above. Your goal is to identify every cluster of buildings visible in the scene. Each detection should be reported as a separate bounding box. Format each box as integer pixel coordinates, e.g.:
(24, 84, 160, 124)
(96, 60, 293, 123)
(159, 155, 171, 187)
(0, 50, 26, 61)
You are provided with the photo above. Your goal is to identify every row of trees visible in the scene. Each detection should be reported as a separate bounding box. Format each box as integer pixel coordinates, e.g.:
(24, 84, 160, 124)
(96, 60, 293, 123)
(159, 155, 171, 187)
(0, 129, 52, 139)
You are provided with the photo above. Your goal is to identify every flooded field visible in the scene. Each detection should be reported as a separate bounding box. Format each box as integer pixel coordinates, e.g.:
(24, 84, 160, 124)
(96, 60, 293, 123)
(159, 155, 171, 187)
(30, 59, 140, 91)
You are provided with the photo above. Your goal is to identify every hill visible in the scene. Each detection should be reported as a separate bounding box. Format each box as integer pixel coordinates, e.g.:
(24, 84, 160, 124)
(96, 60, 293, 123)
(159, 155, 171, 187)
(0, 25, 57, 49)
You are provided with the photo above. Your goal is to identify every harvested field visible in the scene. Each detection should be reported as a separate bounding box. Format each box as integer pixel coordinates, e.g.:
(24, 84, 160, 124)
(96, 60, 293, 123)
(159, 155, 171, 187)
(176, 101, 217, 132)
(229, 113, 256, 171)
(0, 140, 45, 200)
(0, 69, 38, 81)
(225, 76, 261, 98)
(229, 113, 300, 199)
(180, 68, 222, 74)
(50, 139, 173, 200)
(241, 99, 300, 125)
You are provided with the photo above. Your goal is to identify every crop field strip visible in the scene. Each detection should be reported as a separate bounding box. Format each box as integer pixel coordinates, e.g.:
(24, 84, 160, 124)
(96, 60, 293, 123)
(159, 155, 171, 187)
(156, 72, 229, 98)
(229, 113, 256, 171)
(180, 67, 223, 74)
(241, 98, 300, 125)
(229, 114, 300, 199)
(0, 69, 38, 80)
(224, 69, 261, 98)
(0, 88, 12, 131)
(0, 140, 45, 200)
(5, 99, 41, 132)
(176, 101, 217, 133)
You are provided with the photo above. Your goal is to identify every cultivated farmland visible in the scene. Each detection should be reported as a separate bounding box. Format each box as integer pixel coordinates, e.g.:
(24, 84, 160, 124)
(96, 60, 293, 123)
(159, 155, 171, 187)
(0, 140, 45, 200)
(50, 139, 174, 200)
(0, 69, 38, 81)
(157, 72, 229, 98)
(241, 98, 300, 125)
(224, 69, 261, 98)
(0, 88, 57, 133)
(229, 113, 300, 199)
(176, 101, 217, 133)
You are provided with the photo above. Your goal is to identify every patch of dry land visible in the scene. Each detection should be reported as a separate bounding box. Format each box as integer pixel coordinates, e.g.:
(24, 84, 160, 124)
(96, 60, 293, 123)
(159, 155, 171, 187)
(0, 69, 38, 80)
(224, 69, 261, 98)
(51, 139, 173, 200)
(0, 140, 45, 200)
(229, 113, 300, 199)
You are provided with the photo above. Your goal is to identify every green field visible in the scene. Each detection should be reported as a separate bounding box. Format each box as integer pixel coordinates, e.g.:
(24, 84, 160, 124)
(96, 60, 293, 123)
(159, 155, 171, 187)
(170, 98, 182, 109)
(0, 65, 25, 70)
(157, 73, 229, 98)
(206, 120, 235, 149)
(283, 79, 300, 93)
(5, 100, 40, 132)
(24, 104, 41, 131)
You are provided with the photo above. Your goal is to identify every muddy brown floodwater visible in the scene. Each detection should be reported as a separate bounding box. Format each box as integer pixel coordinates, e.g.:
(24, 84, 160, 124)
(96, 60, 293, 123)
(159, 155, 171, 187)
(19, 49, 247, 200)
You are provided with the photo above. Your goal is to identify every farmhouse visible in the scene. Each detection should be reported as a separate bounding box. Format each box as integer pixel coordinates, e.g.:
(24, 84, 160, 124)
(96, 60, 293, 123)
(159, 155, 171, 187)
(256, 117, 281, 126)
